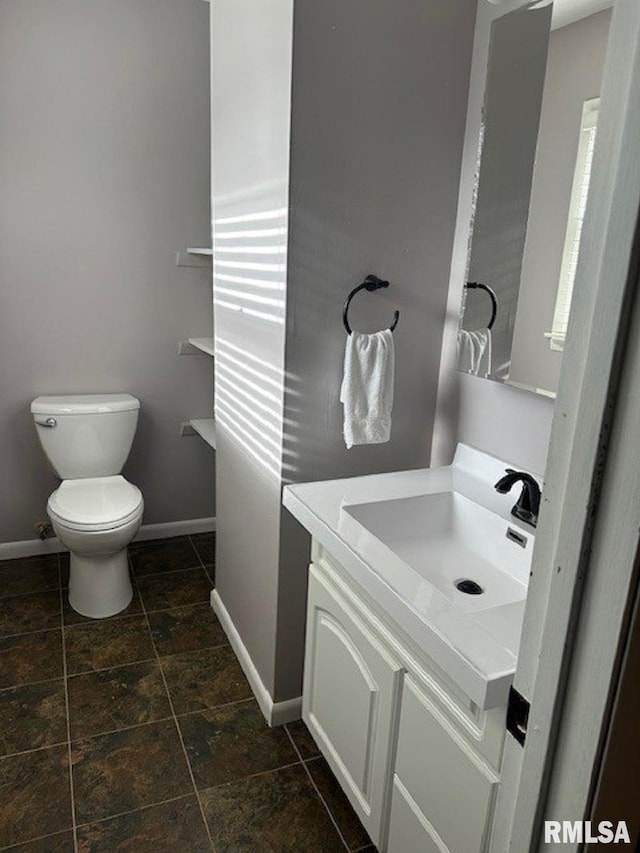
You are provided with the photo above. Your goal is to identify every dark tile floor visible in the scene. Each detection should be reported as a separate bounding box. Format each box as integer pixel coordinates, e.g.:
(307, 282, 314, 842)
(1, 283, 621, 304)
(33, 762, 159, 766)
(0, 535, 375, 852)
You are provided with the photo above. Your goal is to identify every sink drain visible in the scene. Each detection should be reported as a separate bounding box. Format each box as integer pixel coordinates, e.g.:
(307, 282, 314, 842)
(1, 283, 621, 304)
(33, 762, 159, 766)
(455, 579, 484, 595)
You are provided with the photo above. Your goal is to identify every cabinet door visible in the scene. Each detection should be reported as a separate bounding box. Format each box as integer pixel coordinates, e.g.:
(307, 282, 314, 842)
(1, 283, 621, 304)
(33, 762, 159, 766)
(391, 675, 499, 853)
(387, 776, 450, 853)
(303, 563, 403, 847)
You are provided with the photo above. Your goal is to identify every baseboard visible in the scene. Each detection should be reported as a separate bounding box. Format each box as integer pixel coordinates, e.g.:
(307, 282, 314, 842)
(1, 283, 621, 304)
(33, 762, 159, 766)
(134, 517, 216, 542)
(270, 695, 304, 727)
(210, 589, 302, 727)
(0, 537, 66, 560)
(0, 517, 216, 560)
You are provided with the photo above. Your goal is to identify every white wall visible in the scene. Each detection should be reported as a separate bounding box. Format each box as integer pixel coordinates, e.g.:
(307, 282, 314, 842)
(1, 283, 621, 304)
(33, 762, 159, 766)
(211, 0, 294, 700)
(455, 374, 554, 476)
(0, 0, 214, 543)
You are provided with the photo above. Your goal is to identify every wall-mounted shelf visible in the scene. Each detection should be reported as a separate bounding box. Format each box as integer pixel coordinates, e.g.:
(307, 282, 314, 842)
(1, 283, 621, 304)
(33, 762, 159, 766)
(190, 418, 217, 449)
(188, 337, 215, 357)
(177, 236, 214, 454)
(176, 248, 213, 268)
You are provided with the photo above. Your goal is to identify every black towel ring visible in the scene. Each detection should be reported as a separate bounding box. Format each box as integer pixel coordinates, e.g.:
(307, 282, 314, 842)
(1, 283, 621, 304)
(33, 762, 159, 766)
(343, 275, 400, 335)
(464, 282, 498, 330)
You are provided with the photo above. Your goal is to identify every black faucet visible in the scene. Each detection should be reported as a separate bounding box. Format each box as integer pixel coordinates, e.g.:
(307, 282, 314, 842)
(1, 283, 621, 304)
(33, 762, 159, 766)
(494, 469, 541, 528)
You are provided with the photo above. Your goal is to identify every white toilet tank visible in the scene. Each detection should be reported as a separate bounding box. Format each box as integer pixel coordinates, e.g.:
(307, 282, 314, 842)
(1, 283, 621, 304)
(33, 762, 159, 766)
(31, 394, 140, 479)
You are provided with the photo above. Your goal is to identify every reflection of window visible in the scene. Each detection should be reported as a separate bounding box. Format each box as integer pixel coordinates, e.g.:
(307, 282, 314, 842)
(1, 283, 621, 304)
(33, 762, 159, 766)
(548, 97, 599, 351)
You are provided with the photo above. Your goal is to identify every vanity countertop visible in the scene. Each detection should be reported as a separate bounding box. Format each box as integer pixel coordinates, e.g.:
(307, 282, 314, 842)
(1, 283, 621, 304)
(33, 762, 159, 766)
(283, 444, 538, 710)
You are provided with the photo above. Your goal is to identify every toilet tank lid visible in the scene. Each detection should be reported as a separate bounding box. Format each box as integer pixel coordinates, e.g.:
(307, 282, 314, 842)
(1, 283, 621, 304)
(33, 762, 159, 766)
(31, 394, 140, 415)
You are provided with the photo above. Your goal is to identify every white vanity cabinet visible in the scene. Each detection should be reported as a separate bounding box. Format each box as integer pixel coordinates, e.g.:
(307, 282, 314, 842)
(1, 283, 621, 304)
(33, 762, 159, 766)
(303, 562, 403, 845)
(303, 548, 505, 853)
(388, 675, 499, 853)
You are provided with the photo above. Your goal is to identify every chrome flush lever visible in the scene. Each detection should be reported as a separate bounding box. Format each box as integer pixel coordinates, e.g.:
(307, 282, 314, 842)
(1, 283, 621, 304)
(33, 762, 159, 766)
(34, 417, 57, 428)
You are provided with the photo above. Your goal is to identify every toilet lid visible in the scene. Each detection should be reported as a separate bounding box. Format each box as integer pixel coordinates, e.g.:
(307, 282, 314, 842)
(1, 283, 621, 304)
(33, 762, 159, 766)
(48, 476, 143, 531)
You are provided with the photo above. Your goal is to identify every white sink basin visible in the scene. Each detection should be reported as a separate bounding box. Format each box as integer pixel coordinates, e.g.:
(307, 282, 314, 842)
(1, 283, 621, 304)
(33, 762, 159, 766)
(283, 444, 540, 708)
(340, 491, 531, 614)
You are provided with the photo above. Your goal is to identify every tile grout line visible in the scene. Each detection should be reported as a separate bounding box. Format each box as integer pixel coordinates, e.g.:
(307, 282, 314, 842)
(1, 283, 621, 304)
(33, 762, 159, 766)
(284, 725, 352, 852)
(0, 738, 70, 762)
(66, 653, 156, 678)
(0, 584, 61, 601)
(66, 601, 219, 632)
(172, 694, 254, 721)
(64, 638, 230, 680)
(187, 533, 215, 586)
(0, 828, 71, 853)
(135, 563, 205, 580)
(73, 792, 195, 832)
(0, 704, 252, 764)
(300, 753, 375, 852)
(0, 623, 64, 642)
(187, 534, 207, 569)
(0, 674, 66, 694)
(132, 553, 217, 853)
(70, 714, 176, 745)
(4, 791, 204, 851)
(58, 554, 79, 853)
(62, 693, 255, 751)
(140, 595, 216, 618)
(197, 758, 305, 794)
(0, 612, 141, 643)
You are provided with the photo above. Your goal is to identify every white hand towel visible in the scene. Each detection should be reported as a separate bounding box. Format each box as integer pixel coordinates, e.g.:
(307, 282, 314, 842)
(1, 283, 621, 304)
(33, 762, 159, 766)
(457, 328, 492, 377)
(340, 329, 395, 449)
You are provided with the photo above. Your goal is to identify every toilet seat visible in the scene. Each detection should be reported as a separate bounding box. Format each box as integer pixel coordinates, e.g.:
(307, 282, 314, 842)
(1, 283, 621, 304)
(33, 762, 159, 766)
(48, 475, 143, 533)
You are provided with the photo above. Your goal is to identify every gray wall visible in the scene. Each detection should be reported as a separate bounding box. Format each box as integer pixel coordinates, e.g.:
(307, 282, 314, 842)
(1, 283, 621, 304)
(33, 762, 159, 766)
(510, 9, 612, 392)
(279, 0, 477, 700)
(0, 0, 214, 543)
(285, 0, 476, 484)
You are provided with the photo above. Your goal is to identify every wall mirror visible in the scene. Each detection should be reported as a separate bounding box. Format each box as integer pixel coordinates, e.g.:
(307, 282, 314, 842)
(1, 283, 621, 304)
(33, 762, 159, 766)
(456, 0, 612, 397)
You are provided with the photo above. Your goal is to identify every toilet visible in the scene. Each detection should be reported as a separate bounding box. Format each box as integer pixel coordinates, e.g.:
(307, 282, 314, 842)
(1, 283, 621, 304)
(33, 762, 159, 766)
(31, 393, 144, 619)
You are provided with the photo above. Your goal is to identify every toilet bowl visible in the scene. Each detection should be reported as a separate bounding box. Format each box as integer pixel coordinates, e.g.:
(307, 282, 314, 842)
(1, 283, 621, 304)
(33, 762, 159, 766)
(31, 393, 143, 619)
(48, 476, 144, 618)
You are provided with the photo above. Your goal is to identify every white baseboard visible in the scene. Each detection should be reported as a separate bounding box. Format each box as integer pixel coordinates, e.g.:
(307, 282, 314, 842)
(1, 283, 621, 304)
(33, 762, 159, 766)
(210, 589, 302, 727)
(270, 694, 304, 727)
(134, 517, 216, 542)
(0, 517, 216, 560)
(0, 537, 66, 560)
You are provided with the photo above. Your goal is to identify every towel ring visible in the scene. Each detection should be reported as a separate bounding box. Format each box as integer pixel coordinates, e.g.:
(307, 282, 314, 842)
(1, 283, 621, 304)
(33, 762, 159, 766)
(464, 282, 498, 330)
(343, 275, 400, 335)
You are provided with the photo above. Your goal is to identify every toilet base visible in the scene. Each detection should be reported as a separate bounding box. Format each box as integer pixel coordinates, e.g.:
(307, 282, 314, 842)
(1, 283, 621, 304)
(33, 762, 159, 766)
(68, 549, 133, 619)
